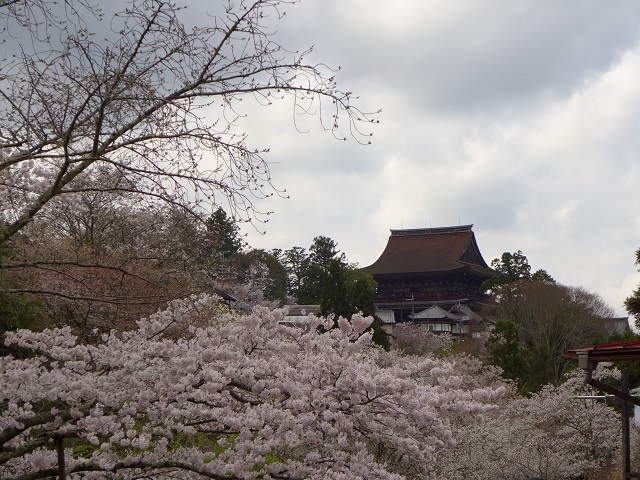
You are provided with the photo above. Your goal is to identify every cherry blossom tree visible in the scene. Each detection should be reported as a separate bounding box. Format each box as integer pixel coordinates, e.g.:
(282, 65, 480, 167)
(0, 0, 376, 246)
(4, 190, 293, 335)
(1, 300, 506, 479)
(0, 0, 377, 324)
(435, 367, 620, 479)
(393, 323, 453, 356)
(3, 190, 217, 335)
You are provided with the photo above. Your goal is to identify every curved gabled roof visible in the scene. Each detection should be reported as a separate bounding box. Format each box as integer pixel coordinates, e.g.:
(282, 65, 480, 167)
(412, 304, 457, 320)
(361, 225, 494, 277)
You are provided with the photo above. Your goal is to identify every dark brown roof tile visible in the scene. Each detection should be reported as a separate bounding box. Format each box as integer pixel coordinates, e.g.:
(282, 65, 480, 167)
(361, 225, 493, 277)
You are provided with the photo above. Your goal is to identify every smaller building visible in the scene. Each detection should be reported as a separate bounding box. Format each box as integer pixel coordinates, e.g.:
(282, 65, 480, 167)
(409, 303, 480, 335)
(281, 305, 321, 327)
(375, 309, 396, 335)
(280, 305, 397, 336)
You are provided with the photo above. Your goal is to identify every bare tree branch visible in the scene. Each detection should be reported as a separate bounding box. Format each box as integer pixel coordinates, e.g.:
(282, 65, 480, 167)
(0, 0, 377, 246)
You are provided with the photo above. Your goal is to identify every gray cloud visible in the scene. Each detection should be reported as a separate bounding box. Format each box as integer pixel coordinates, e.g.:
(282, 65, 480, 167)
(187, 0, 640, 315)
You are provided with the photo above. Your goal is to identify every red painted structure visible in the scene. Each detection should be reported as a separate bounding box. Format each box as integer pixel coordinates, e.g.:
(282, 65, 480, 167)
(565, 341, 640, 479)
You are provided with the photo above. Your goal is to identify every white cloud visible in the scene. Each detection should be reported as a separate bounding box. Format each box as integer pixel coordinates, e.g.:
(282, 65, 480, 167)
(210, 0, 640, 315)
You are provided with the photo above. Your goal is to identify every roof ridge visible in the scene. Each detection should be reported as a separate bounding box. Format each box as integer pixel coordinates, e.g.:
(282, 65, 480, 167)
(390, 225, 473, 236)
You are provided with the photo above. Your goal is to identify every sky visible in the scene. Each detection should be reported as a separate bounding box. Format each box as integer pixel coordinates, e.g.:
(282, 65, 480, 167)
(194, 0, 640, 317)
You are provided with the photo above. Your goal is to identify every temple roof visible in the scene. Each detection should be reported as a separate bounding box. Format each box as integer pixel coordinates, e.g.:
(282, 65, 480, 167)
(361, 225, 494, 277)
(412, 304, 457, 320)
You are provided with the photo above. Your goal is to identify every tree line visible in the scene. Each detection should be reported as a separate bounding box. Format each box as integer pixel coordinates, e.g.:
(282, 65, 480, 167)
(482, 250, 636, 394)
(0, 194, 383, 340)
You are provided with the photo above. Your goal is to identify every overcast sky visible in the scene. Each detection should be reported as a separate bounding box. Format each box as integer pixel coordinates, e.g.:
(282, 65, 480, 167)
(197, 0, 640, 316)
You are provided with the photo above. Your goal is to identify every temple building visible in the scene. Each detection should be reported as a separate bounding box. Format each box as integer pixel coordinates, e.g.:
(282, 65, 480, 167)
(361, 225, 495, 326)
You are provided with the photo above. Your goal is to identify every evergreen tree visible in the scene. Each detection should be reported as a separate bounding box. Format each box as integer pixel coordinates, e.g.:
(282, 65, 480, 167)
(296, 236, 346, 304)
(205, 207, 243, 260)
(0, 250, 44, 356)
(0, 292, 43, 357)
(283, 236, 389, 349)
(483, 250, 612, 393)
(319, 259, 389, 349)
(485, 320, 525, 387)
(624, 247, 640, 328)
(482, 250, 555, 297)
(233, 249, 288, 302)
(320, 266, 377, 319)
(282, 246, 308, 296)
(320, 259, 352, 319)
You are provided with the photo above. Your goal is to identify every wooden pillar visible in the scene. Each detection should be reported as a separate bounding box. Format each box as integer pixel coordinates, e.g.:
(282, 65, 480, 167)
(622, 370, 632, 479)
(56, 435, 66, 480)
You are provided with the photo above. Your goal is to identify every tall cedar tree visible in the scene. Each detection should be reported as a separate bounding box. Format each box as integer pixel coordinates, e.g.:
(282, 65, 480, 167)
(284, 237, 389, 348)
(205, 207, 243, 260)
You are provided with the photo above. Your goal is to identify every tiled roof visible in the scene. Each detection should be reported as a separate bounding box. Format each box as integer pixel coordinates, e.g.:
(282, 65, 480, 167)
(412, 304, 457, 320)
(375, 309, 396, 324)
(361, 225, 493, 277)
(449, 303, 481, 321)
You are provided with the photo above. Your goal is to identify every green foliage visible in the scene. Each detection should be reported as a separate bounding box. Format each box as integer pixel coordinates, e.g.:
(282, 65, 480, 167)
(205, 207, 243, 260)
(0, 291, 43, 334)
(0, 263, 44, 356)
(349, 271, 378, 318)
(624, 248, 640, 327)
(308, 235, 346, 267)
(281, 246, 307, 296)
(485, 320, 524, 385)
(71, 440, 100, 459)
(531, 268, 554, 283)
(319, 258, 351, 318)
(319, 259, 389, 350)
(480, 250, 611, 393)
(295, 262, 325, 304)
(233, 249, 288, 302)
(482, 250, 555, 296)
(283, 236, 389, 349)
(485, 282, 611, 393)
(319, 266, 377, 319)
(592, 326, 640, 345)
(492, 250, 531, 281)
(369, 317, 391, 351)
(295, 236, 345, 304)
(624, 293, 640, 323)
